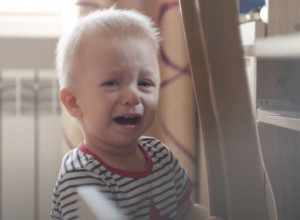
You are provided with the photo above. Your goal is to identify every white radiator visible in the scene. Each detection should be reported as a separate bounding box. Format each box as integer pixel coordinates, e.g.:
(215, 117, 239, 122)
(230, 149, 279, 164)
(0, 38, 62, 220)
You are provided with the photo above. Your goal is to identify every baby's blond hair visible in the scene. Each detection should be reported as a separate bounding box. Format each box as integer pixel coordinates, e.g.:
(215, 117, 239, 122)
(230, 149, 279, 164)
(56, 8, 160, 89)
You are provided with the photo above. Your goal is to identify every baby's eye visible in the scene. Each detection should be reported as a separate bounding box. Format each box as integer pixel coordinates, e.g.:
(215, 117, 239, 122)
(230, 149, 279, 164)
(102, 80, 119, 87)
(138, 81, 153, 87)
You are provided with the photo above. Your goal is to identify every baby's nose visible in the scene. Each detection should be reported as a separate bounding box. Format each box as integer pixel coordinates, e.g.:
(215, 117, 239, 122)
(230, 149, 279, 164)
(122, 87, 140, 106)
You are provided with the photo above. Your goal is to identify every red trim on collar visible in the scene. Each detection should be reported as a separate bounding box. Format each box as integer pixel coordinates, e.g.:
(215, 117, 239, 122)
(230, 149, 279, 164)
(78, 143, 153, 179)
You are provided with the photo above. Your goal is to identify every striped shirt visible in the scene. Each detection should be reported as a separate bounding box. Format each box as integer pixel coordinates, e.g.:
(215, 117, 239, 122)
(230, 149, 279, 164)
(51, 137, 192, 220)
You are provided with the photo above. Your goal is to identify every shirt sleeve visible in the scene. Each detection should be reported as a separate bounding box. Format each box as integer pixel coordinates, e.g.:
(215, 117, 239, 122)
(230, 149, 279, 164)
(169, 150, 193, 206)
(144, 137, 193, 207)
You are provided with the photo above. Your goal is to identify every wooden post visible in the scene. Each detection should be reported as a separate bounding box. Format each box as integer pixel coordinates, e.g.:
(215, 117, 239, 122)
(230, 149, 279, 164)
(179, 1, 270, 219)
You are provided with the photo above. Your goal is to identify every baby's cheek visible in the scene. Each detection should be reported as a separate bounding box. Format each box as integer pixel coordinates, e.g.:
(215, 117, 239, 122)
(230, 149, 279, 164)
(103, 93, 120, 103)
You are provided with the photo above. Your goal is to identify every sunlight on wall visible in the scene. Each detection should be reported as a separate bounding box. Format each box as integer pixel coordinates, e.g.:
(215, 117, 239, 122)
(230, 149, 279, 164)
(0, 0, 61, 13)
(0, 0, 65, 38)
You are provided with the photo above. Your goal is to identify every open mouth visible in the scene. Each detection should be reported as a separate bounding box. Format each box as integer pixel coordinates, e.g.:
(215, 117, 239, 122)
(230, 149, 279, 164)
(114, 115, 140, 126)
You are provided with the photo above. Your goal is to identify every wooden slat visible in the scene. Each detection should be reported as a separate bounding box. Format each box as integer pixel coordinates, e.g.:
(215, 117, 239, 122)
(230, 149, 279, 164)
(179, 1, 270, 219)
(268, 0, 300, 36)
(255, 34, 300, 58)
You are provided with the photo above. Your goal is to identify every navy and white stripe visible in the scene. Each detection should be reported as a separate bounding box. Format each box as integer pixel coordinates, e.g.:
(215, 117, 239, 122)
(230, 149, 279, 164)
(51, 137, 192, 220)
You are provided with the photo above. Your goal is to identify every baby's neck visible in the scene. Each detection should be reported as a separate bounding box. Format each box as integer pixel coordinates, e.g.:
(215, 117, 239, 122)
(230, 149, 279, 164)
(84, 141, 147, 172)
(103, 146, 147, 172)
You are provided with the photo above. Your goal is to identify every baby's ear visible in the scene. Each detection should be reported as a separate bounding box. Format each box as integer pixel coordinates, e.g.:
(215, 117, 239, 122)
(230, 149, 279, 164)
(59, 88, 82, 118)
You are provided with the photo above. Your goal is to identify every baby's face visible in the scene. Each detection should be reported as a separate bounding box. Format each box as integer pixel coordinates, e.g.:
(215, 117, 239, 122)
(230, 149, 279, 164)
(74, 33, 160, 150)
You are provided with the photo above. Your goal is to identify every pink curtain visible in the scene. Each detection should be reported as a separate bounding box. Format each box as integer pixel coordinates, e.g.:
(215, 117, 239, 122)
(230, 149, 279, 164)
(61, 0, 202, 202)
